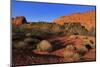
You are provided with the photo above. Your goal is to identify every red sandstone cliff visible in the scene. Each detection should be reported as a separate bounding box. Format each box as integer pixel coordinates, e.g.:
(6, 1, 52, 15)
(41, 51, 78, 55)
(53, 11, 96, 30)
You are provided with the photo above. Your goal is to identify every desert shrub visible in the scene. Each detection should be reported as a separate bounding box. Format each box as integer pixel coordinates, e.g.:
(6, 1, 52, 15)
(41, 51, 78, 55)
(51, 24, 61, 33)
(65, 45, 75, 50)
(72, 53, 81, 59)
(24, 37, 40, 44)
(14, 41, 28, 49)
(24, 38, 34, 43)
(89, 27, 95, 36)
(83, 38, 95, 49)
(36, 40, 52, 52)
(76, 45, 88, 54)
(63, 50, 74, 58)
(64, 23, 89, 36)
(25, 33, 32, 37)
(83, 36, 88, 39)
(56, 31, 65, 35)
(31, 30, 39, 35)
(31, 30, 47, 36)
(12, 25, 21, 33)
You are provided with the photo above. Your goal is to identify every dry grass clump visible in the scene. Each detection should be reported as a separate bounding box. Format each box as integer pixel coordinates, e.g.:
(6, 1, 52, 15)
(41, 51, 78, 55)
(65, 45, 75, 50)
(75, 45, 88, 54)
(14, 41, 28, 49)
(36, 40, 52, 52)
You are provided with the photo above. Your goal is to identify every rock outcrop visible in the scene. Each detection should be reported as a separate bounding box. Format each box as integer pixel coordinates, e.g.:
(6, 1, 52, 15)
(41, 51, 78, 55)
(53, 11, 96, 30)
(83, 49, 96, 61)
(12, 16, 27, 26)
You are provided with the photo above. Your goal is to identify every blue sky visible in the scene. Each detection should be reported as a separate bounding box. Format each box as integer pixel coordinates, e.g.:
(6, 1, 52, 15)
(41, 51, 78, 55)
(12, 0, 96, 22)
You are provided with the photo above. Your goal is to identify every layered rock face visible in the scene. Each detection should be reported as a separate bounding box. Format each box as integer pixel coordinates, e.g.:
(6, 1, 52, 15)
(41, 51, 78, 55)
(12, 16, 27, 26)
(53, 11, 96, 30)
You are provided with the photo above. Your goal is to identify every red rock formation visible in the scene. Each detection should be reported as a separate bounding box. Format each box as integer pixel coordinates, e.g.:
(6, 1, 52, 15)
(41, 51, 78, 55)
(83, 49, 96, 61)
(53, 11, 96, 30)
(50, 48, 75, 57)
(12, 16, 27, 26)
